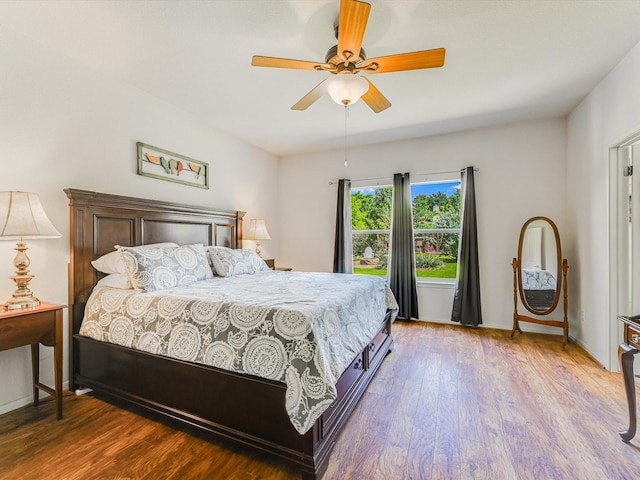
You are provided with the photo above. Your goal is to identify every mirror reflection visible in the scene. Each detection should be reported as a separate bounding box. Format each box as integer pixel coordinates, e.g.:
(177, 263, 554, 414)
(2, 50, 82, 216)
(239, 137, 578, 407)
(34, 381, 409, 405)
(520, 220, 558, 312)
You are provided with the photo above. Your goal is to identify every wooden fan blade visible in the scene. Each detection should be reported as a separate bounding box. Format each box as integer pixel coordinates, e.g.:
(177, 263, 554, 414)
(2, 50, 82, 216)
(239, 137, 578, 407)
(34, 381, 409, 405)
(361, 48, 446, 74)
(291, 78, 330, 111)
(251, 55, 328, 71)
(337, 0, 371, 63)
(361, 78, 391, 113)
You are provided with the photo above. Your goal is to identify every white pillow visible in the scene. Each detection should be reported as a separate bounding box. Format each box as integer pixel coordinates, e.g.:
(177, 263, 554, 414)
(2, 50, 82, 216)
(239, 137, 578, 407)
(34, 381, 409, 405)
(119, 243, 213, 292)
(208, 247, 271, 277)
(91, 242, 178, 274)
(95, 273, 133, 289)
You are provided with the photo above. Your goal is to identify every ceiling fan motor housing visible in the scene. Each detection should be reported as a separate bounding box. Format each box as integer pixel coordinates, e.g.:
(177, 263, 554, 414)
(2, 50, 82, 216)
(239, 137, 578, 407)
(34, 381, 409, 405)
(325, 44, 367, 70)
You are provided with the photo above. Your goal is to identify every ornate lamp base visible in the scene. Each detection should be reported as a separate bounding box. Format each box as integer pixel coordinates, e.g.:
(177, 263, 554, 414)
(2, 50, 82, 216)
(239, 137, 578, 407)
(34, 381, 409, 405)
(5, 294, 40, 310)
(4, 242, 40, 310)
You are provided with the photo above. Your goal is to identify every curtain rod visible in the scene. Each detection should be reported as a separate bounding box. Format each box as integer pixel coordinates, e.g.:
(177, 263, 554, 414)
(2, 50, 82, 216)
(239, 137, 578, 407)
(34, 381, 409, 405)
(328, 167, 479, 185)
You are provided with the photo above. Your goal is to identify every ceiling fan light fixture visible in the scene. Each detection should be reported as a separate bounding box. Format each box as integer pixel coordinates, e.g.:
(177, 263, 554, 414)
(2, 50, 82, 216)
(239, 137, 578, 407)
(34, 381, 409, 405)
(326, 74, 369, 106)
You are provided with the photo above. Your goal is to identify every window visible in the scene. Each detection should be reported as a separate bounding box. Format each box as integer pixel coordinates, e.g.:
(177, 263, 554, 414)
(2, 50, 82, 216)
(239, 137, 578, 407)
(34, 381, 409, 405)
(411, 181, 461, 280)
(351, 180, 461, 280)
(351, 186, 392, 277)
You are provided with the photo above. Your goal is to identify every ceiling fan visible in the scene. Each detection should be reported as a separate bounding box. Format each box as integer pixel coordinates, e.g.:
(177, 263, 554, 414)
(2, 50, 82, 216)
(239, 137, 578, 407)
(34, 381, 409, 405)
(251, 0, 446, 113)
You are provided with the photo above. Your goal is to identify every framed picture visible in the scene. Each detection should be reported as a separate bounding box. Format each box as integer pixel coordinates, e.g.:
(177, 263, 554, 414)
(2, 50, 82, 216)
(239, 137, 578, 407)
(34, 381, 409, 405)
(137, 142, 209, 189)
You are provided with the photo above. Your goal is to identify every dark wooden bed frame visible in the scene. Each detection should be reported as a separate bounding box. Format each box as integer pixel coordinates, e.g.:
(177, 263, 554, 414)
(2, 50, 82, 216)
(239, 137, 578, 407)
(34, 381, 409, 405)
(65, 189, 394, 480)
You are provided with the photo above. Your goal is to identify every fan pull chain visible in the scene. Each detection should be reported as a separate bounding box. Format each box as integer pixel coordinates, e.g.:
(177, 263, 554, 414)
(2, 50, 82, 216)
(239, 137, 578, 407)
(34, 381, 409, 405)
(344, 105, 349, 167)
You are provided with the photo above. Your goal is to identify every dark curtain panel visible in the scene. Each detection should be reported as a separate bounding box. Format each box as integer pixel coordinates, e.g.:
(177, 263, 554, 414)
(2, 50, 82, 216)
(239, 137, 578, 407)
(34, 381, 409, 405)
(389, 172, 418, 320)
(333, 179, 353, 274)
(451, 167, 482, 326)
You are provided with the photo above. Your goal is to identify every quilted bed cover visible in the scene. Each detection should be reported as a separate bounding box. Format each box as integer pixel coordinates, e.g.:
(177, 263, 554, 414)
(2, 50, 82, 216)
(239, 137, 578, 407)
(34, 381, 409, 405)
(80, 271, 398, 434)
(522, 268, 557, 290)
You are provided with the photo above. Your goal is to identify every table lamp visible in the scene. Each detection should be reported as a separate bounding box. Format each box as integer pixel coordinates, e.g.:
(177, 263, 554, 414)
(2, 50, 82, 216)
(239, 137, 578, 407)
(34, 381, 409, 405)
(0, 191, 62, 310)
(245, 219, 271, 257)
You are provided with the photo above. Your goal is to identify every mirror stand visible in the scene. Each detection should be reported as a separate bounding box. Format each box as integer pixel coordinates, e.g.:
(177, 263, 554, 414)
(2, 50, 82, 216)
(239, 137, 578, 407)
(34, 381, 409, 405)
(511, 258, 569, 347)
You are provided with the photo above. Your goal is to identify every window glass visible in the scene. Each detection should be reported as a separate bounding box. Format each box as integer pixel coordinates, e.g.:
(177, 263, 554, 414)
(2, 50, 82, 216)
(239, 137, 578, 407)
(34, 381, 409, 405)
(412, 181, 461, 280)
(351, 186, 391, 276)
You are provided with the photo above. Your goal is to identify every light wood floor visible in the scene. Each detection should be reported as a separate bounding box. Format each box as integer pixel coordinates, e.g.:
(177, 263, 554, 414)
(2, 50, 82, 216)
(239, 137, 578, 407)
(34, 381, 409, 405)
(2, 321, 640, 480)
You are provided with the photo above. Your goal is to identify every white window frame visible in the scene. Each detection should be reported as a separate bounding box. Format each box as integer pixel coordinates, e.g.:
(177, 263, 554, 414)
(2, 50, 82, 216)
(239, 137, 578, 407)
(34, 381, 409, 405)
(350, 177, 461, 284)
(411, 178, 461, 285)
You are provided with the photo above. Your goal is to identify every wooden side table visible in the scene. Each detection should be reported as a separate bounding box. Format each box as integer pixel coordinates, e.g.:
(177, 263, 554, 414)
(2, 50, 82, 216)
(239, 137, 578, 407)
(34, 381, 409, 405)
(263, 259, 292, 271)
(0, 303, 64, 419)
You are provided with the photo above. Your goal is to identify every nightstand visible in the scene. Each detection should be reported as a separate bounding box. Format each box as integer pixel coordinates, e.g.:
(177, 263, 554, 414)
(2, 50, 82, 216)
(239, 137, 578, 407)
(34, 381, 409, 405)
(0, 303, 64, 420)
(263, 259, 292, 271)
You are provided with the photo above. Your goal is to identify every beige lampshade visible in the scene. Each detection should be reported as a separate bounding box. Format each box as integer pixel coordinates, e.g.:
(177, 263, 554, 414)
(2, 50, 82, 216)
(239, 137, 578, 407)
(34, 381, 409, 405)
(0, 191, 62, 240)
(245, 219, 271, 241)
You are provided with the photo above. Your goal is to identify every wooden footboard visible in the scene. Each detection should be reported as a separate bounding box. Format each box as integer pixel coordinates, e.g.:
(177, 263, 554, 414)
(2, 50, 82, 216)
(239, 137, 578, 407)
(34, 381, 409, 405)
(72, 311, 393, 479)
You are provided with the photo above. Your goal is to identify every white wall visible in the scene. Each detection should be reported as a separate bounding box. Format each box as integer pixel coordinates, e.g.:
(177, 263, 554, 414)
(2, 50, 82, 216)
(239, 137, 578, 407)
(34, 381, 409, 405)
(0, 28, 279, 414)
(278, 118, 568, 330)
(567, 41, 640, 370)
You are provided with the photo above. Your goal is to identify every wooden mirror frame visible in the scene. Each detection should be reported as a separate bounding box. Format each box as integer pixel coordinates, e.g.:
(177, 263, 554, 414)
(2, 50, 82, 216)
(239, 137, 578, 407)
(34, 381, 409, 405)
(511, 216, 569, 347)
(518, 216, 562, 315)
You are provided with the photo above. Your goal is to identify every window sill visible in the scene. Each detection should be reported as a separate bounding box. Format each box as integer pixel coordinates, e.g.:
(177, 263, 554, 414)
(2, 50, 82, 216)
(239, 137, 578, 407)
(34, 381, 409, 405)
(416, 279, 456, 288)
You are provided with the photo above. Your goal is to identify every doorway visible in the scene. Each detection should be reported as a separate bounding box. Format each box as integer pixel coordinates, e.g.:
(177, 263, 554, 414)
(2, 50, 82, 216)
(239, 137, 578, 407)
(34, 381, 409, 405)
(610, 132, 640, 371)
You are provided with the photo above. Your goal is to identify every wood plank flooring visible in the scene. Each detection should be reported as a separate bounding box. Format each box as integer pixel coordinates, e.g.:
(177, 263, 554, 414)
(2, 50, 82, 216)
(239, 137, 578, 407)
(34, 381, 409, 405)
(1, 321, 640, 479)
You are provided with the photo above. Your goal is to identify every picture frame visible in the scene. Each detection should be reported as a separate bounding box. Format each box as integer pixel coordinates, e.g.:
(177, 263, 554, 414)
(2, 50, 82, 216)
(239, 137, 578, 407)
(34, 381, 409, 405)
(137, 142, 209, 189)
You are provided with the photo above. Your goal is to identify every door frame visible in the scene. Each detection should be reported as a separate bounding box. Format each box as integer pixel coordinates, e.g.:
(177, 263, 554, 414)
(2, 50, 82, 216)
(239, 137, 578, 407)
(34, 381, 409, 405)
(609, 129, 640, 371)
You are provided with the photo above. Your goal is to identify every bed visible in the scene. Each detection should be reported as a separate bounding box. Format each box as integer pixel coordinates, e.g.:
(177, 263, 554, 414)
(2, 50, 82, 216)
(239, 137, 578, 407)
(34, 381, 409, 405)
(65, 188, 396, 480)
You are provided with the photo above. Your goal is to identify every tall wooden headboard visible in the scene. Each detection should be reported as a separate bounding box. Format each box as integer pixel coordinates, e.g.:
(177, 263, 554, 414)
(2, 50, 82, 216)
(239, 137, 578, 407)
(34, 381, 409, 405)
(64, 188, 245, 335)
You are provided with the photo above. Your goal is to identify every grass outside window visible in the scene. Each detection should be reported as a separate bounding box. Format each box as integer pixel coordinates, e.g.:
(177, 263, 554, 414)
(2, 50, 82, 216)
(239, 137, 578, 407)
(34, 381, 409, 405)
(354, 258, 457, 278)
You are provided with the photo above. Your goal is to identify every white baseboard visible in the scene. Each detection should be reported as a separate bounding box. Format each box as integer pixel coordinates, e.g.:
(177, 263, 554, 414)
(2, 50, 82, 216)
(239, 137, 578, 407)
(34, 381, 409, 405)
(0, 380, 70, 416)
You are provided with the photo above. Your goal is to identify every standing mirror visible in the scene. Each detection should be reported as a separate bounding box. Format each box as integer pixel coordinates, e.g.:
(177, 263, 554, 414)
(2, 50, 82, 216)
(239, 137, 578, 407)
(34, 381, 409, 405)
(511, 216, 569, 346)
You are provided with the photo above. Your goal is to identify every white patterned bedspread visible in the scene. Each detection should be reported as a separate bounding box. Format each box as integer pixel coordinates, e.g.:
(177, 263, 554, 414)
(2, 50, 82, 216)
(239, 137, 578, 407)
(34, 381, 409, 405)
(522, 268, 557, 290)
(80, 271, 399, 434)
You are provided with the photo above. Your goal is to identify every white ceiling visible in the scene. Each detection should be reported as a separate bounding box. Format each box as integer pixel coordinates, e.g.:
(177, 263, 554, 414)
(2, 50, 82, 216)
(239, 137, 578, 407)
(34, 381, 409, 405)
(2, 0, 640, 157)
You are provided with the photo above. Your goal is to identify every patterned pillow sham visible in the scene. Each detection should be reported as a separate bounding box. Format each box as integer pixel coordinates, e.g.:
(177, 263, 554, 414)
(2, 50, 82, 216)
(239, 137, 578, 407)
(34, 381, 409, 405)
(91, 242, 178, 274)
(119, 243, 213, 292)
(202, 245, 220, 270)
(208, 246, 271, 277)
